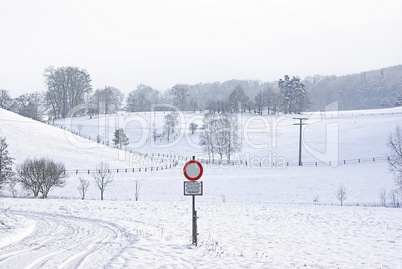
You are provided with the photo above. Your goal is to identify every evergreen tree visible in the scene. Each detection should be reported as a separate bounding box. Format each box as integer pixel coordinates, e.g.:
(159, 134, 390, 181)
(278, 75, 309, 114)
(189, 122, 198, 134)
(381, 98, 391, 108)
(395, 95, 402, 107)
(113, 128, 129, 148)
(0, 137, 14, 191)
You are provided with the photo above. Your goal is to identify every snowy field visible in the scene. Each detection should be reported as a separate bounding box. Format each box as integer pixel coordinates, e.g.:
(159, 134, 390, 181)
(1, 107, 402, 268)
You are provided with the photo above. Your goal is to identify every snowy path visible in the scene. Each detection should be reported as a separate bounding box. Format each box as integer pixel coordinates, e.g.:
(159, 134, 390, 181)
(0, 210, 131, 269)
(2, 199, 402, 268)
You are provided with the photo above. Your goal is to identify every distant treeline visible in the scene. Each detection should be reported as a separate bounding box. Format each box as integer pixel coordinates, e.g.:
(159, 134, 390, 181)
(0, 65, 401, 121)
(185, 65, 402, 112)
(305, 65, 402, 111)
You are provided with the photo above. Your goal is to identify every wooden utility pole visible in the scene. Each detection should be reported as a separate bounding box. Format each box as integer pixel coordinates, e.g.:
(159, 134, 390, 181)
(293, 117, 308, 166)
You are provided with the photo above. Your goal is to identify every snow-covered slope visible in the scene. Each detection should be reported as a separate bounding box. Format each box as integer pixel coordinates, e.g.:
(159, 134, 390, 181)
(1, 107, 402, 268)
(54, 107, 402, 163)
(0, 107, 401, 203)
(0, 109, 155, 171)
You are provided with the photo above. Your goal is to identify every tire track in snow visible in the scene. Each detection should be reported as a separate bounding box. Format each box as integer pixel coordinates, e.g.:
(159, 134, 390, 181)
(0, 210, 132, 269)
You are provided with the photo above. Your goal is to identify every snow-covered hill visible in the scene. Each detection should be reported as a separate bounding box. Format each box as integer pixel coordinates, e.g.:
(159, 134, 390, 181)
(1, 107, 402, 268)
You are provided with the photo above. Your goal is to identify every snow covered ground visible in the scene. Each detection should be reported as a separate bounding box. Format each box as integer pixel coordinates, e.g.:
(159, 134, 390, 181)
(2, 198, 401, 268)
(1, 107, 402, 268)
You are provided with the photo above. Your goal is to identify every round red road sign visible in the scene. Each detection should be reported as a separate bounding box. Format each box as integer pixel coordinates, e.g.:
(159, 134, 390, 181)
(183, 160, 203, 180)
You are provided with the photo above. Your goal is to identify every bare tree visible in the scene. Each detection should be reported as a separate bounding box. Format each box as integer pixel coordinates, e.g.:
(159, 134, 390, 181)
(40, 160, 67, 198)
(126, 84, 159, 112)
(11, 92, 43, 121)
(387, 125, 402, 206)
(389, 189, 401, 208)
(171, 84, 189, 110)
(212, 116, 227, 161)
(228, 85, 249, 113)
(163, 112, 179, 142)
(152, 123, 158, 143)
(224, 114, 240, 162)
(77, 178, 90, 200)
(199, 113, 241, 162)
(96, 134, 103, 144)
(0, 89, 12, 109)
(16, 161, 41, 197)
(199, 113, 216, 161)
(336, 184, 347, 206)
(44, 66, 92, 119)
(379, 187, 388, 207)
(77, 124, 83, 135)
(92, 162, 114, 200)
(388, 125, 402, 189)
(91, 86, 124, 114)
(388, 126, 402, 172)
(16, 158, 67, 198)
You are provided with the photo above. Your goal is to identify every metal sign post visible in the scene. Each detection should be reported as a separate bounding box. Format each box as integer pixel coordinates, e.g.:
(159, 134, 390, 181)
(183, 156, 203, 246)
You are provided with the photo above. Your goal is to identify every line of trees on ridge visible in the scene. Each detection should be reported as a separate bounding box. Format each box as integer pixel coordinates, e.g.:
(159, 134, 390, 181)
(0, 65, 401, 122)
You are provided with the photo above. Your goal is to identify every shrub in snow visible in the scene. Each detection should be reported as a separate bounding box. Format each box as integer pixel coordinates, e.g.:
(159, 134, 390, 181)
(189, 122, 198, 134)
(379, 187, 388, 207)
(15, 158, 67, 198)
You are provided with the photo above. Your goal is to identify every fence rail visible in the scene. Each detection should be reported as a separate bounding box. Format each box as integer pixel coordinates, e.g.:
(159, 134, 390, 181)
(64, 162, 179, 175)
(197, 156, 390, 167)
(62, 156, 390, 175)
(49, 121, 391, 174)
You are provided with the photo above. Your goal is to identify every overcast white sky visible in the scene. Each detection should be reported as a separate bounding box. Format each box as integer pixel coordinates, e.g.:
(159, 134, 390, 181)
(1, 0, 402, 98)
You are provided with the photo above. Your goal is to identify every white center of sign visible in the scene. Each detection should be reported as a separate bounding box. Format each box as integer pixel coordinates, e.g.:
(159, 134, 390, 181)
(186, 163, 200, 178)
